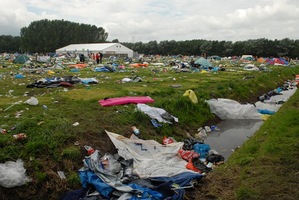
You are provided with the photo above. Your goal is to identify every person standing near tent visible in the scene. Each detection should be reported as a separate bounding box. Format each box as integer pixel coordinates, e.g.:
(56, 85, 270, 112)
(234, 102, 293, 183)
(79, 54, 85, 63)
(99, 52, 103, 64)
(91, 53, 96, 64)
(96, 52, 100, 64)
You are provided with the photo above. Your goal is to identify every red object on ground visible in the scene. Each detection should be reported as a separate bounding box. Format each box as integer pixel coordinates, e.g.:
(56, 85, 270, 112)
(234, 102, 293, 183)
(13, 133, 27, 140)
(178, 149, 200, 161)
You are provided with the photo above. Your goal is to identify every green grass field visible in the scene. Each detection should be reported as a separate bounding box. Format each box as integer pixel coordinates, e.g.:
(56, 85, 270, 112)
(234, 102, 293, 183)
(0, 58, 299, 199)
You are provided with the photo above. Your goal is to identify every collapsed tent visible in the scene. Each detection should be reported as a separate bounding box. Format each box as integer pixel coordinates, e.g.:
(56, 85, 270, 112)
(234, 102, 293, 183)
(37, 56, 51, 63)
(106, 130, 192, 178)
(73, 131, 205, 200)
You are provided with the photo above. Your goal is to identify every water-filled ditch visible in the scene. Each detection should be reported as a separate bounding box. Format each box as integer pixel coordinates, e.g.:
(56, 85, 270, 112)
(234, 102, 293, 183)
(205, 119, 263, 159)
(204, 83, 297, 160)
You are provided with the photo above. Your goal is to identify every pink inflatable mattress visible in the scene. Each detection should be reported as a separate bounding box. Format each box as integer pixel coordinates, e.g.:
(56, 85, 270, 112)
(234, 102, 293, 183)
(99, 96, 154, 106)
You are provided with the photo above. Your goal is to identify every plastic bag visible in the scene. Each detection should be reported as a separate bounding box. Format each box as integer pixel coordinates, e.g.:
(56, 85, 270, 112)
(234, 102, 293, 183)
(183, 90, 198, 104)
(0, 159, 31, 188)
(25, 97, 38, 106)
(102, 154, 121, 175)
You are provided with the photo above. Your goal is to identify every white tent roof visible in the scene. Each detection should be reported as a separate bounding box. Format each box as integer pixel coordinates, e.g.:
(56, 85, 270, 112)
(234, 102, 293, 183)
(55, 43, 134, 57)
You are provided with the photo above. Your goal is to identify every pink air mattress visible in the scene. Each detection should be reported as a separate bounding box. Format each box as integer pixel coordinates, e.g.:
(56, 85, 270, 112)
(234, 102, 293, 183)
(99, 96, 154, 106)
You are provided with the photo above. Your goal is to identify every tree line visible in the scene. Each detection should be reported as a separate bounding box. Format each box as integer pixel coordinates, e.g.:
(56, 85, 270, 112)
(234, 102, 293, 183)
(0, 19, 299, 58)
(123, 38, 299, 58)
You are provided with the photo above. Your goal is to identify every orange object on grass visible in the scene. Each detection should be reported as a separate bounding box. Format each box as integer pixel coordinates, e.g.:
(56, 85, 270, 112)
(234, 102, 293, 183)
(69, 63, 88, 68)
(130, 63, 149, 68)
(186, 160, 201, 173)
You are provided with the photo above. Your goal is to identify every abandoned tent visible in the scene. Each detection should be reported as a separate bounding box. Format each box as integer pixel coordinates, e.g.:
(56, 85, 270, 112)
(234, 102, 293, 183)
(55, 43, 134, 58)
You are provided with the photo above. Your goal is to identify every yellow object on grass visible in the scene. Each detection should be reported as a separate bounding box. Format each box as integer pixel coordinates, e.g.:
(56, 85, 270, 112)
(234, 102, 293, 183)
(47, 70, 55, 75)
(183, 89, 198, 104)
(261, 114, 270, 121)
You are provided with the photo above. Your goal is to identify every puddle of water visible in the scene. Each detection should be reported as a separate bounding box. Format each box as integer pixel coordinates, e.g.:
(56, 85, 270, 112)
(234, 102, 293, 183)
(205, 119, 264, 159)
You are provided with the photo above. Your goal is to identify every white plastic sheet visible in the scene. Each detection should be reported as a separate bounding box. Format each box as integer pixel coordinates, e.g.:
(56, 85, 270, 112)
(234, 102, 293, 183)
(0, 159, 31, 188)
(206, 98, 262, 120)
(106, 131, 195, 178)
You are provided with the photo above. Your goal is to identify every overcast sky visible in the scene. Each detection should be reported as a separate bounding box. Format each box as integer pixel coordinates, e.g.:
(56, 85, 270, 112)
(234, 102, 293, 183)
(1, 0, 299, 43)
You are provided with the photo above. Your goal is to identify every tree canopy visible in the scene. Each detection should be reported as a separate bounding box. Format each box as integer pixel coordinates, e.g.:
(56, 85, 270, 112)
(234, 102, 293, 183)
(20, 19, 108, 53)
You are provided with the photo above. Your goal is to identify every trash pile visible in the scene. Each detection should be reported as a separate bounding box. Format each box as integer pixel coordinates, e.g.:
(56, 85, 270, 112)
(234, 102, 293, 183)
(26, 76, 82, 88)
(60, 131, 224, 200)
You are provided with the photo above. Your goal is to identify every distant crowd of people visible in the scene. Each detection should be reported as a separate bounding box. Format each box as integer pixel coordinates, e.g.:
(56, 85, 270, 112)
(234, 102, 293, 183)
(79, 52, 103, 64)
(91, 52, 103, 64)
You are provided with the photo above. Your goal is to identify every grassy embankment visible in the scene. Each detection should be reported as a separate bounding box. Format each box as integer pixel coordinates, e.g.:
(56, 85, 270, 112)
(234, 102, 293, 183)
(191, 80, 299, 200)
(0, 61, 298, 199)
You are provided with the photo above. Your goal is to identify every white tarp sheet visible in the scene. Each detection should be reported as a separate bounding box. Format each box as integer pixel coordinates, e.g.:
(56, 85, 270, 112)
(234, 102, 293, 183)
(206, 98, 262, 120)
(37, 56, 51, 63)
(106, 131, 195, 178)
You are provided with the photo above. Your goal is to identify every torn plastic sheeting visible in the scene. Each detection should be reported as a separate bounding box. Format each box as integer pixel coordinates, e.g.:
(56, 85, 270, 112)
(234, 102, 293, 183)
(78, 171, 114, 198)
(136, 103, 178, 124)
(106, 130, 196, 178)
(80, 150, 136, 198)
(0, 159, 31, 188)
(206, 98, 262, 120)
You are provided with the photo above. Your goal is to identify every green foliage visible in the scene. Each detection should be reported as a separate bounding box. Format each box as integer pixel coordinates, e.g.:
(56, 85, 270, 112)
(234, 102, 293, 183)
(67, 172, 81, 188)
(0, 35, 21, 53)
(236, 187, 257, 200)
(61, 146, 81, 160)
(123, 38, 299, 58)
(25, 141, 50, 157)
(237, 157, 255, 166)
(20, 19, 108, 52)
(34, 171, 47, 183)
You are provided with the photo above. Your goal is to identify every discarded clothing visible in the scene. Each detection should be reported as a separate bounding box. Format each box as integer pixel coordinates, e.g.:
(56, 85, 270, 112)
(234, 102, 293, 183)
(136, 103, 178, 124)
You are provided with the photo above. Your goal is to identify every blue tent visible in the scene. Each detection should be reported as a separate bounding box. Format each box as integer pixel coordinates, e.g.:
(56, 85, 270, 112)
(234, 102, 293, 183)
(194, 57, 212, 67)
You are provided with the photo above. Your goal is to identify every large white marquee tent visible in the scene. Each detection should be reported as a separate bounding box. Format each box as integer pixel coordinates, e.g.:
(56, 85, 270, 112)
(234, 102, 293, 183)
(55, 43, 134, 58)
